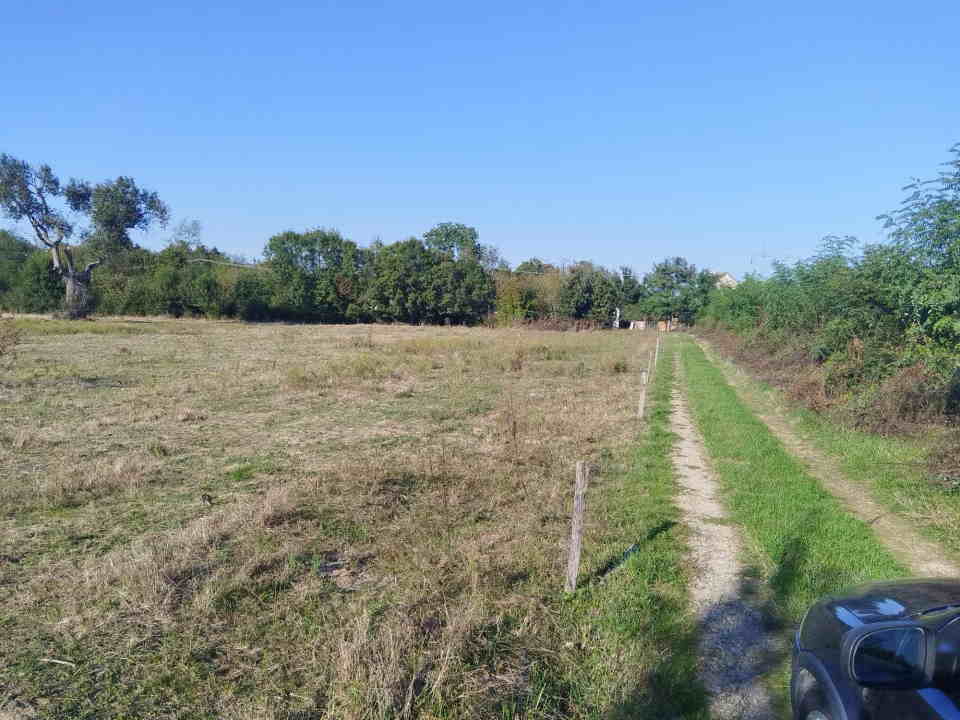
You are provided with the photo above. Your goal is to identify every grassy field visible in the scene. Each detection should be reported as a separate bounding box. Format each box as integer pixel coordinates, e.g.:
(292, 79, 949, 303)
(0, 317, 694, 719)
(679, 339, 906, 710)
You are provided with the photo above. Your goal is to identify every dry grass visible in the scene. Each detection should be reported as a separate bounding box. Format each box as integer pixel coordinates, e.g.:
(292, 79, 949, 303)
(0, 317, 658, 719)
(696, 326, 960, 437)
(0, 318, 19, 368)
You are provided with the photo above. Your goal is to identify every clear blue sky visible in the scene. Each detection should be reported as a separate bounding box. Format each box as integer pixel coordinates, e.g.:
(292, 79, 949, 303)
(4, 1, 958, 278)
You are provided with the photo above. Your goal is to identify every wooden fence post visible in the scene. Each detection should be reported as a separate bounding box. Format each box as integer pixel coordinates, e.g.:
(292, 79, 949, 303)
(565, 462, 590, 592)
(638, 368, 649, 419)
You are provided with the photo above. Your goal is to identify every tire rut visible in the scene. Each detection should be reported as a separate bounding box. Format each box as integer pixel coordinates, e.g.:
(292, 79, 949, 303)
(696, 338, 960, 579)
(671, 356, 776, 720)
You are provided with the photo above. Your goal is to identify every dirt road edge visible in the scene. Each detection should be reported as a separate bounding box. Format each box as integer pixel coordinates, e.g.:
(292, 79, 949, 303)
(671, 355, 776, 720)
(693, 336, 959, 579)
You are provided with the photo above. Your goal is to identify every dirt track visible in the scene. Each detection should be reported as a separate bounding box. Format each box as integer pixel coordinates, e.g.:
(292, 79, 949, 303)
(696, 338, 960, 580)
(671, 357, 776, 720)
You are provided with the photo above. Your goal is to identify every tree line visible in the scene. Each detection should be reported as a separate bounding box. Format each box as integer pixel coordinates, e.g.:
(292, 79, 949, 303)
(495, 257, 716, 326)
(700, 143, 960, 415)
(0, 153, 716, 325)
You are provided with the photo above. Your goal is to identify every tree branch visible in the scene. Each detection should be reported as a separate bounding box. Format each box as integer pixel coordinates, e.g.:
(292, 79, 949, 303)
(49, 244, 62, 273)
(28, 216, 53, 248)
(60, 244, 76, 275)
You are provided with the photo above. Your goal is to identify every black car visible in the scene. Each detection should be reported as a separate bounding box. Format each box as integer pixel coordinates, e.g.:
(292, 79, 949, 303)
(792, 579, 960, 719)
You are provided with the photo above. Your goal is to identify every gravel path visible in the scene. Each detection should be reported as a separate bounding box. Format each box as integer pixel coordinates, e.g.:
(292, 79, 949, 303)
(671, 358, 776, 720)
(697, 338, 960, 579)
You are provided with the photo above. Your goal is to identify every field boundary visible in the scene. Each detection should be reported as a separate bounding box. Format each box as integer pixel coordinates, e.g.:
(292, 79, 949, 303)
(560, 337, 708, 718)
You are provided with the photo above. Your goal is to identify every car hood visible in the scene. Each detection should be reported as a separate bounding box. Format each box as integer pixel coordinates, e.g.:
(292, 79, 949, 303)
(828, 579, 960, 627)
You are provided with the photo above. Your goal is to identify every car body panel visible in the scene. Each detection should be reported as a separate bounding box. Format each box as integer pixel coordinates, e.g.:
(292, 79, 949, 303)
(823, 580, 960, 623)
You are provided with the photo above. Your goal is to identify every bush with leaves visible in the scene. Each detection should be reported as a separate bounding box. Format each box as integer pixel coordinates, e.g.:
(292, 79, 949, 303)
(232, 268, 274, 321)
(559, 262, 621, 324)
(699, 143, 960, 426)
(11, 251, 62, 313)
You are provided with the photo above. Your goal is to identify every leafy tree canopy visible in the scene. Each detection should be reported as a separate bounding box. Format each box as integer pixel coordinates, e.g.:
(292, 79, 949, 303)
(0, 229, 32, 296)
(560, 262, 620, 323)
(640, 257, 716, 323)
(423, 222, 502, 270)
(66, 175, 169, 256)
(0, 154, 73, 245)
(515, 258, 556, 275)
(879, 143, 960, 266)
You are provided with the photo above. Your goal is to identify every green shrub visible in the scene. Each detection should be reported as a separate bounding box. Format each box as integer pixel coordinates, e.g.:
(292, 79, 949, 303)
(12, 251, 62, 313)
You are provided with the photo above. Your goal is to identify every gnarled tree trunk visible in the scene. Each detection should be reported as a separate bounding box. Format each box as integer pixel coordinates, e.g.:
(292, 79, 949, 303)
(63, 267, 96, 319)
(50, 241, 100, 319)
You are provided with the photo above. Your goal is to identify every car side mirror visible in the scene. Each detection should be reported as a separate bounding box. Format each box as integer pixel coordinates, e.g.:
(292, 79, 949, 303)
(846, 625, 931, 690)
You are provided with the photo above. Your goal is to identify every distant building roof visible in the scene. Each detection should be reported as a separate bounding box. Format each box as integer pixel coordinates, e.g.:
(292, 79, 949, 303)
(715, 272, 738, 289)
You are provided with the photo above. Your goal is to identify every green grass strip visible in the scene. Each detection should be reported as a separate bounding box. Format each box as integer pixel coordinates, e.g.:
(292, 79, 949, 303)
(680, 339, 910, 710)
(785, 404, 960, 560)
(560, 341, 708, 719)
(697, 338, 960, 565)
(680, 339, 906, 621)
